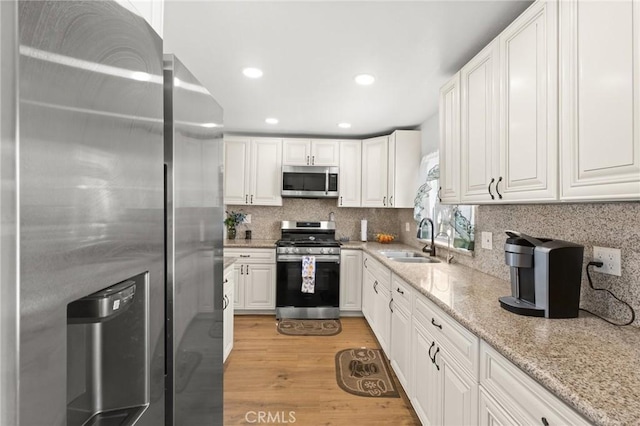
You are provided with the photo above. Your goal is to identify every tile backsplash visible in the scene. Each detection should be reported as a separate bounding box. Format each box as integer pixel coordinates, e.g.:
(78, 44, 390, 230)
(226, 198, 402, 242)
(401, 202, 640, 327)
(230, 199, 640, 327)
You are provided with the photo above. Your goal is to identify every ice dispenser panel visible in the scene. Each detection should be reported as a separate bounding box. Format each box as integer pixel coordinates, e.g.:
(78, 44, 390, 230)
(67, 273, 149, 426)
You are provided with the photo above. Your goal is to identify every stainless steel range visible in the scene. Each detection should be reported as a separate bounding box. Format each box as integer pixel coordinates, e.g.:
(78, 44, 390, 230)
(276, 221, 341, 319)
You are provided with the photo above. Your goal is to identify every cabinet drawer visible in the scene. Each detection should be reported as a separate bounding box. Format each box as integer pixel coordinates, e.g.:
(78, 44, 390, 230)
(390, 274, 412, 312)
(224, 248, 275, 263)
(363, 255, 390, 290)
(480, 342, 590, 426)
(414, 293, 479, 378)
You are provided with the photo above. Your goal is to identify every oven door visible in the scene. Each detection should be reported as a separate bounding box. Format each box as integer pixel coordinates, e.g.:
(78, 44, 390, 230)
(276, 254, 340, 308)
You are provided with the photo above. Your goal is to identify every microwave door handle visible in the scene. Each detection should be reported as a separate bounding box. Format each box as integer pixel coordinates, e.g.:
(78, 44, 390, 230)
(325, 169, 329, 195)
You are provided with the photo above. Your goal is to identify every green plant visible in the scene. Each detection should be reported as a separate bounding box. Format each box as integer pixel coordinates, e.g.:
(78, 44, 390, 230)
(224, 210, 246, 229)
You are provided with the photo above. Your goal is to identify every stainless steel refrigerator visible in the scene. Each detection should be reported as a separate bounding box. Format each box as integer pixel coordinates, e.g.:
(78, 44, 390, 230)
(1, 1, 166, 424)
(163, 54, 224, 425)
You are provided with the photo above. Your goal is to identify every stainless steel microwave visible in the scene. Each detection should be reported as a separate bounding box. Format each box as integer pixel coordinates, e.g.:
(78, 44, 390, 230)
(281, 165, 339, 198)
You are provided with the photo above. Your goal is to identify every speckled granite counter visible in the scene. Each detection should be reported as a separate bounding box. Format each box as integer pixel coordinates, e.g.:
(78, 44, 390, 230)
(223, 239, 278, 249)
(223, 257, 237, 270)
(353, 242, 640, 426)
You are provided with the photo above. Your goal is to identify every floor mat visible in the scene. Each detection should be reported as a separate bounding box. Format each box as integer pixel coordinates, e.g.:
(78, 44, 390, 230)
(335, 348, 400, 398)
(276, 318, 342, 336)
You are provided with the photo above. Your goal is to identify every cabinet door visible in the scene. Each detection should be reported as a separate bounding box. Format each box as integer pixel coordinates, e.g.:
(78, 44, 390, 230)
(339, 250, 362, 311)
(390, 303, 412, 395)
(311, 139, 339, 166)
(282, 138, 311, 165)
(249, 138, 283, 206)
(223, 268, 234, 362)
(233, 263, 244, 309)
(478, 388, 518, 426)
(439, 73, 461, 204)
(388, 130, 421, 208)
(411, 322, 440, 426)
(498, 0, 558, 202)
(361, 266, 375, 325)
(374, 285, 391, 357)
(243, 263, 275, 309)
(361, 136, 389, 207)
(338, 140, 362, 207)
(224, 138, 250, 205)
(439, 353, 478, 426)
(460, 42, 500, 203)
(560, 0, 640, 201)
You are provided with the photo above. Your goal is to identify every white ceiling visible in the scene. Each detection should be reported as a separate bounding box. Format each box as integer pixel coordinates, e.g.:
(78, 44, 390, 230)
(163, 1, 533, 138)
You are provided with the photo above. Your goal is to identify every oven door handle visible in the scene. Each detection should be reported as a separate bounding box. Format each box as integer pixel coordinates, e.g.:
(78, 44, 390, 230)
(277, 255, 340, 263)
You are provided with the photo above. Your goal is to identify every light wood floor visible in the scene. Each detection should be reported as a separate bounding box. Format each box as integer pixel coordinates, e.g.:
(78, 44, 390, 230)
(224, 315, 421, 425)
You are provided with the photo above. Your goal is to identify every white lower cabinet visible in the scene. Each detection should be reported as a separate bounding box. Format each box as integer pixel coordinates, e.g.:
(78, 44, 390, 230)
(390, 275, 413, 394)
(225, 249, 276, 311)
(339, 249, 362, 312)
(478, 388, 518, 426)
(479, 342, 590, 426)
(361, 254, 391, 356)
(411, 293, 478, 426)
(223, 266, 234, 363)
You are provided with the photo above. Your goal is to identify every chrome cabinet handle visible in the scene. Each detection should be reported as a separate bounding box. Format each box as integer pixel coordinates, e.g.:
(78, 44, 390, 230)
(389, 196, 393, 206)
(389, 298, 393, 313)
(433, 347, 440, 370)
(373, 280, 378, 294)
(488, 178, 495, 200)
(438, 186, 442, 202)
(431, 318, 442, 329)
(383, 196, 386, 206)
(496, 176, 503, 199)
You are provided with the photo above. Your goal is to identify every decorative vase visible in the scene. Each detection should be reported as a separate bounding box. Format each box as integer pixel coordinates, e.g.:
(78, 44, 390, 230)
(227, 226, 237, 240)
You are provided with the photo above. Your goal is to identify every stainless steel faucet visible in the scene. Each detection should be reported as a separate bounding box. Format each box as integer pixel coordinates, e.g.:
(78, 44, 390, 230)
(417, 218, 436, 256)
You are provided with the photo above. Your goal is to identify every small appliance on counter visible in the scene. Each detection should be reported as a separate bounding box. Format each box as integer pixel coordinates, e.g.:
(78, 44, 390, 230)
(500, 230, 584, 318)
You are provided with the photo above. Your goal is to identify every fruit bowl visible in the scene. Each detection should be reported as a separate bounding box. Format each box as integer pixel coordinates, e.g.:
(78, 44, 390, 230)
(375, 233, 395, 244)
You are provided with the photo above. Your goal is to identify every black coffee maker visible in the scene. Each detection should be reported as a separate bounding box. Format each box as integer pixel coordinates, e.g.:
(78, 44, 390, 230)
(500, 230, 584, 318)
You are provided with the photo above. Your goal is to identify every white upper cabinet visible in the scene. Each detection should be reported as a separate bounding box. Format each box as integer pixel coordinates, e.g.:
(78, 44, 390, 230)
(497, 0, 558, 202)
(362, 131, 421, 208)
(128, 0, 164, 37)
(361, 136, 390, 207)
(338, 140, 362, 207)
(224, 137, 282, 206)
(559, 0, 640, 201)
(282, 139, 339, 166)
(388, 130, 422, 208)
(439, 73, 461, 204)
(460, 41, 500, 203)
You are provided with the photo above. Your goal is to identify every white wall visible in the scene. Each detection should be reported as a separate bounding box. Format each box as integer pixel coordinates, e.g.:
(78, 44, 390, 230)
(419, 113, 439, 156)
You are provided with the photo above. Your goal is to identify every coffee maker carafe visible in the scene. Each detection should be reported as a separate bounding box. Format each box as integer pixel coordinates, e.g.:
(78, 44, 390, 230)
(500, 231, 584, 318)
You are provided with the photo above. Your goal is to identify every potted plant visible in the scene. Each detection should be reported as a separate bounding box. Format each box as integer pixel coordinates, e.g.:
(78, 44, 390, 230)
(224, 210, 246, 240)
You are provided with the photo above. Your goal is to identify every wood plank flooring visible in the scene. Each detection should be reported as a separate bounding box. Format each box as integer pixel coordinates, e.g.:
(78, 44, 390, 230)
(224, 315, 421, 425)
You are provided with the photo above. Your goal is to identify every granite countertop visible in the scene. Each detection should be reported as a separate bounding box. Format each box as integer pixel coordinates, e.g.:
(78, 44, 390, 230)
(356, 242, 640, 426)
(223, 256, 237, 270)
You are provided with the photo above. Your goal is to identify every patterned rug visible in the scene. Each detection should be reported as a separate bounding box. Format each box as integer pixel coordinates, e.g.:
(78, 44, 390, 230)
(276, 319, 342, 336)
(335, 348, 400, 398)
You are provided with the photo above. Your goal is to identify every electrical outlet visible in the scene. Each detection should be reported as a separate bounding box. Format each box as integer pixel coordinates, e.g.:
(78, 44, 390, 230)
(481, 231, 492, 250)
(243, 214, 251, 224)
(405, 222, 410, 232)
(593, 246, 621, 276)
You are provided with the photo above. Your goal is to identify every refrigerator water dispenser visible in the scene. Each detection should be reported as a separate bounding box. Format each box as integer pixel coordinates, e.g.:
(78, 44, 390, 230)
(67, 273, 149, 426)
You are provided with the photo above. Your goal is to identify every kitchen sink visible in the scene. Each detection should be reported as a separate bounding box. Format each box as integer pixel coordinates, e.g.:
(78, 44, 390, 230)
(391, 257, 440, 264)
(378, 250, 440, 263)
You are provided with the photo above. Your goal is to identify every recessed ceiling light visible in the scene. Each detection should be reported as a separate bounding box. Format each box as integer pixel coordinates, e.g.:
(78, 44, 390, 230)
(265, 118, 279, 125)
(355, 74, 375, 85)
(338, 123, 352, 129)
(243, 67, 263, 79)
